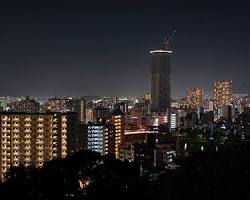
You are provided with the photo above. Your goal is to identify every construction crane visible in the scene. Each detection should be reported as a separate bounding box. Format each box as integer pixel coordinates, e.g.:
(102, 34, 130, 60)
(163, 30, 176, 50)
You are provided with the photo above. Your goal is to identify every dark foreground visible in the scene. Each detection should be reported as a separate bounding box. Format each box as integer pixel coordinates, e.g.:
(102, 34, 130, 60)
(1, 141, 250, 200)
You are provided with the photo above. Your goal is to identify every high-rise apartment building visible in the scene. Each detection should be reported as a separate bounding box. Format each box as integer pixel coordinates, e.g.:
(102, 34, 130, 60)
(150, 49, 172, 112)
(213, 80, 232, 108)
(110, 109, 125, 159)
(186, 88, 204, 110)
(87, 121, 114, 155)
(87, 109, 125, 159)
(0, 112, 78, 179)
(87, 123, 105, 155)
(169, 112, 178, 132)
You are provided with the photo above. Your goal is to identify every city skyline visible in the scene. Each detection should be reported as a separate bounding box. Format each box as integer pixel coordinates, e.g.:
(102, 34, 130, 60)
(0, 1, 250, 97)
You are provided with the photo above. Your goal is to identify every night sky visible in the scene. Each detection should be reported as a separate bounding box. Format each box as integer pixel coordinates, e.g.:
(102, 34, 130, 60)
(0, 0, 249, 97)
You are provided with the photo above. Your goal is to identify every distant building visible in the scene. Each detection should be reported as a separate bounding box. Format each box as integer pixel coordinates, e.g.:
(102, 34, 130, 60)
(92, 107, 110, 123)
(221, 105, 232, 121)
(169, 112, 178, 132)
(0, 112, 78, 179)
(232, 93, 248, 114)
(200, 111, 214, 125)
(10, 97, 40, 113)
(86, 109, 93, 123)
(144, 93, 151, 102)
(119, 101, 129, 114)
(150, 49, 172, 112)
(241, 107, 250, 138)
(47, 98, 86, 124)
(208, 100, 214, 111)
(120, 133, 176, 167)
(213, 80, 232, 108)
(186, 88, 204, 110)
(184, 112, 198, 128)
(0, 98, 7, 111)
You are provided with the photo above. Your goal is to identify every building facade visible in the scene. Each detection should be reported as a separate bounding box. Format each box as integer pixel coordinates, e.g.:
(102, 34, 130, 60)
(47, 98, 86, 124)
(87, 123, 105, 155)
(10, 97, 40, 113)
(150, 50, 172, 112)
(0, 112, 78, 179)
(186, 88, 204, 110)
(110, 109, 125, 159)
(213, 80, 232, 108)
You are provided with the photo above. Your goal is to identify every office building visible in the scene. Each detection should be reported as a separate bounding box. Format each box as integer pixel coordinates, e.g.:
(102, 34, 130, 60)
(213, 80, 232, 108)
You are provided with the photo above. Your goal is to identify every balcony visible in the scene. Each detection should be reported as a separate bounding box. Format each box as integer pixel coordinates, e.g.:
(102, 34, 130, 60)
(12, 118, 20, 122)
(1, 135, 9, 139)
(2, 124, 10, 128)
(13, 146, 20, 150)
(37, 158, 44, 162)
(37, 117, 44, 122)
(61, 124, 67, 128)
(24, 140, 31, 144)
(37, 123, 43, 127)
(37, 134, 44, 139)
(24, 152, 31, 156)
(12, 134, 20, 139)
(13, 158, 20, 162)
(37, 152, 44, 156)
(24, 134, 31, 139)
(24, 157, 31, 161)
(24, 123, 31, 127)
(24, 117, 31, 122)
(61, 135, 67, 139)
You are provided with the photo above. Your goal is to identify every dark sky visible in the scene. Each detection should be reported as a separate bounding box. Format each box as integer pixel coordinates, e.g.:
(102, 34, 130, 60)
(0, 0, 249, 97)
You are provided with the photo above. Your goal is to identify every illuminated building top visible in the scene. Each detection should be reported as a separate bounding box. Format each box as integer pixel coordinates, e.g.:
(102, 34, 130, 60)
(150, 50, 173, 54)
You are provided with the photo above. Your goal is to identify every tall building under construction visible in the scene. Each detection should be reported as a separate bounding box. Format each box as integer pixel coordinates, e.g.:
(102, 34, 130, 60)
(150, 44, 172, 112)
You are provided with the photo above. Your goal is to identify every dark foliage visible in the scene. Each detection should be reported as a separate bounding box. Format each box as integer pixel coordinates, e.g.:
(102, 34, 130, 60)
(1, 141, 250, 200)
(0, 150, 150, 200)
(158, 141, 250, 200)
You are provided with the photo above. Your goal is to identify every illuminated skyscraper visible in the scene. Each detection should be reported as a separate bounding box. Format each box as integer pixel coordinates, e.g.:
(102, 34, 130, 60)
(186, 88, 204, 110)
(213, 80, 232, 108)
(150, 49, 172, 112)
